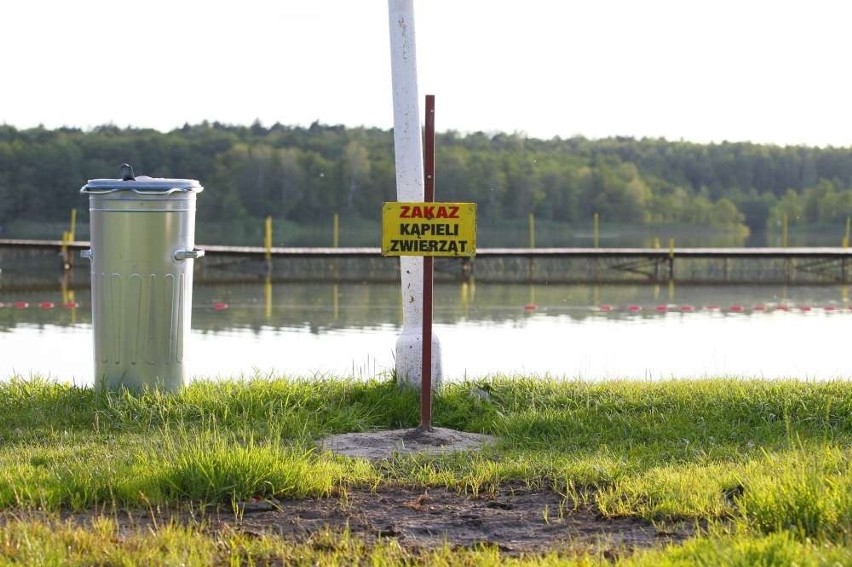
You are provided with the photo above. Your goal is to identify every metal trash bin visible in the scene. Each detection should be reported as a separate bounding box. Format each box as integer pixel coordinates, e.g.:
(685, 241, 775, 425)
(80, 164, 204, 393)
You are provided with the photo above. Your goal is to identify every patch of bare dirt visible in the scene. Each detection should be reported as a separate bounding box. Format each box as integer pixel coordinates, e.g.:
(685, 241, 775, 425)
(17, 483, 697, 558)
(220, 483, 696, 556)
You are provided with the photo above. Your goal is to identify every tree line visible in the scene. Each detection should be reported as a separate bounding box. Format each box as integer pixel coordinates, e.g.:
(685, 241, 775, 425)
(2, 121, 852, 236)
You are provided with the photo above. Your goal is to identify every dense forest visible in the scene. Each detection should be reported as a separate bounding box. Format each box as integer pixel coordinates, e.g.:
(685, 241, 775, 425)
(2, 121, 852, 242)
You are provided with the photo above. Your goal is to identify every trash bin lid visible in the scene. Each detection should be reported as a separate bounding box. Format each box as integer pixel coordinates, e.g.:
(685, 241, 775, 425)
(81, 176, 203, 195)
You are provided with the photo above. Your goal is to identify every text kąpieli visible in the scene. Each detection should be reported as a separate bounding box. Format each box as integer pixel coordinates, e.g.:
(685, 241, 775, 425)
(399, 223, 459, 236)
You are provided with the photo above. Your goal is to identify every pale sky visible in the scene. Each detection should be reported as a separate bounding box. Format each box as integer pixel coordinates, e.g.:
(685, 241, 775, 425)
(2, 0, 850, 147)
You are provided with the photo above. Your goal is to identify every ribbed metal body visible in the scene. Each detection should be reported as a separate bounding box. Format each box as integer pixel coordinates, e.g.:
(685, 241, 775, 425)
(82, 176, 202, 392)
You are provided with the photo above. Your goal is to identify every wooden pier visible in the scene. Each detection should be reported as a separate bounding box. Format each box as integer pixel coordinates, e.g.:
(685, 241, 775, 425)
(3, 239, 852, 284)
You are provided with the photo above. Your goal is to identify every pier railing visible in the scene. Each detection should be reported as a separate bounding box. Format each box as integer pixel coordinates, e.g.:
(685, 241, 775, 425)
(2, 239, 852, 284)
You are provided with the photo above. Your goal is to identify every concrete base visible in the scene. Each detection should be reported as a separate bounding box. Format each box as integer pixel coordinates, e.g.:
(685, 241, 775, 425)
(319, 427, 495, 461)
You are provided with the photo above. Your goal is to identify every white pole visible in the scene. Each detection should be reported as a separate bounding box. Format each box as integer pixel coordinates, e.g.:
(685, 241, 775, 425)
(387, 0, 442, 389)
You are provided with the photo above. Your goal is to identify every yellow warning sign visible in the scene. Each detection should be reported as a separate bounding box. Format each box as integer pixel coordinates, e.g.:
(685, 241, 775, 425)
(382, 202, 476, 257)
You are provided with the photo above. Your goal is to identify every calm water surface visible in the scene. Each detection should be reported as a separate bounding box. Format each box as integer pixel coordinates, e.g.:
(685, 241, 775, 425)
(2, 257, 851, 384)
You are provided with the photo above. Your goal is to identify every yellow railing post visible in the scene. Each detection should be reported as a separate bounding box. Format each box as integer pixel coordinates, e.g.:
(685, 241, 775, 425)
(264, 216, 272, 261)
(844, 217, 850, 248)
(333, 213, 340, 248)
(593, 213, 600, 248)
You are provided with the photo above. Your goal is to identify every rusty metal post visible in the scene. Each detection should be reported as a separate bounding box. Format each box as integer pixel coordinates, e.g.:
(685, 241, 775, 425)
(420, 94, 436, 431)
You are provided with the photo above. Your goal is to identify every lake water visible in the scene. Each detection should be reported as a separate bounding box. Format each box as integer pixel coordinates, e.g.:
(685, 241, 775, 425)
(2, 253, 851, 384)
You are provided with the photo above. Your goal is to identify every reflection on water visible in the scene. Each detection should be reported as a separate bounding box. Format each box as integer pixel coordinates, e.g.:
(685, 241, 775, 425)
(2, 251, 852, 383)
(3, 279, 852, 384)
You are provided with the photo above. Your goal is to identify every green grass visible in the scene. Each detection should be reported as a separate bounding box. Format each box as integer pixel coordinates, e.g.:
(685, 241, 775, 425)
(0, 375, 850, 565)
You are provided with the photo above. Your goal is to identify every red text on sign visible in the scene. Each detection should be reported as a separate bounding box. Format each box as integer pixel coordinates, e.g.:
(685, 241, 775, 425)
(399, 205, 460, 219)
